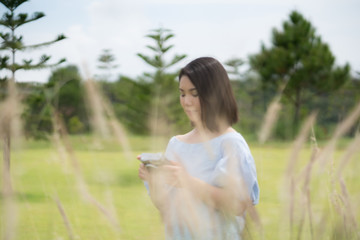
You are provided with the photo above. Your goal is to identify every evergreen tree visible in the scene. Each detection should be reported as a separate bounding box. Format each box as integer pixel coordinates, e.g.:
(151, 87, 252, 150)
(0, 0, 66, 81)
(307, 73, 360, 138)
(0, 0, 66, 191)
(225, 58, 265, 139)
(96, 49, 118, 81)
(250, 10, 350, 135)
(137, 27, 187, 135)
(137, 28, 186, 84)
(225, 57, 245, 81)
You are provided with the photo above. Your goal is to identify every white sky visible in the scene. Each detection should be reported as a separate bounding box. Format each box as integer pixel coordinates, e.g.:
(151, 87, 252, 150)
(1, 0, 359, 82)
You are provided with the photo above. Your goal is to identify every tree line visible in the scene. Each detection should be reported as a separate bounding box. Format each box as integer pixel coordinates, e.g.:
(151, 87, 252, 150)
(1, 1, 359, 141)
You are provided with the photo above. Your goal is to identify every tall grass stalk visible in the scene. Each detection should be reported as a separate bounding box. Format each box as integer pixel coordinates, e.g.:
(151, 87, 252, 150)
(51, 108, 121, 231)
(84, 78, 133, 160)
(148, 90, 175, 151)
(281, 101, 360, 240)
(258, 82, 288, 144)
(102, 94, 133, 161)
(258, 96, 282, 144)
(286, 112, 318, 177)
(83, 78, 110, 138)
(330, 131, 360, 239)
(54, 195, 74, 240)
(283, 112, 318, 240)
(339, 178, 359, 238)
(1, 77, 22, 240)
(317, 101, 360, 167)
(335, 133, 360, 179)
(1, 72, 359, 239)
(296, 142, 318, 240)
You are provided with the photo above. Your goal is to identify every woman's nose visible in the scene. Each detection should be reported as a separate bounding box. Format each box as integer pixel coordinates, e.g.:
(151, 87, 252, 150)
(184, 96, 192, 105)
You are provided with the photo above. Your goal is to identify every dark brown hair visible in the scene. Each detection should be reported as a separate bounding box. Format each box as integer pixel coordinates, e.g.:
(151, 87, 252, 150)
(179, 57, 238, 132)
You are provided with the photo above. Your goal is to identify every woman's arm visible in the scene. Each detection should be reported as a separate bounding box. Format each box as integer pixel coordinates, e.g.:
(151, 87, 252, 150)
(138, 163, 170, 213)
(163, 161, 251, 215)
(188, 176, 250, 215)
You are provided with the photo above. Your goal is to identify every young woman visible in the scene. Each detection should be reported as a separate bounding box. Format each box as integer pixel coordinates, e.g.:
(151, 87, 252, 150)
(138, 57, 259, 240)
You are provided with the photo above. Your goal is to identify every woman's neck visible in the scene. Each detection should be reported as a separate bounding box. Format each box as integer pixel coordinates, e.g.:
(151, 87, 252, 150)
(193, 124, 233, 141)
(177, 124, 234, 144)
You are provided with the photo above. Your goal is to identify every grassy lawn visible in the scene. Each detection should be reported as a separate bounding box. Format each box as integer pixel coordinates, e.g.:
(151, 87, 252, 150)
(1, 135, 359, 239)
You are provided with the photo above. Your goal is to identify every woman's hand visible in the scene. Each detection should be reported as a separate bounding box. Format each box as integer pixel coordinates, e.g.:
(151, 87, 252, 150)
(137, 155, 171, 212)
(162, 161, 190, 187)
(163, 160, 247, 215)
(137, 155, 150, 181)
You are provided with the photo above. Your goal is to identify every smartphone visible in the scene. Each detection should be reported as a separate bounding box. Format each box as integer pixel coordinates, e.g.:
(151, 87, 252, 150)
(138, 153, 169, 168)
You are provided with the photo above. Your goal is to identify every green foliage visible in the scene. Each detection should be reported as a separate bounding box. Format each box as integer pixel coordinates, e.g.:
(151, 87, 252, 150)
(225, 58, 275, 139)
(0, 0, 66, 79)
(94, 27, 189, 136)
(230, 77, 264, 137)
(0, 0, 66, 142)
(101, 76, 152, 135)
(225, 57, 245, 80)
(305, 77, 360, 138)
(22, 65, 89, 139)
(1, 141, 163, 239)
(137, 28, 186, 74)
(96, 49, 118, 81)
(0, 77, 7, 99)
(250, 10, 350, 136)
(47, 65, 88, 132)
(21, 83, 53, 139)
(137, 27, 188, 135)
(6, 13, 357, 142)
(68, 116, 85, 134)
(0, 0, 28, 11)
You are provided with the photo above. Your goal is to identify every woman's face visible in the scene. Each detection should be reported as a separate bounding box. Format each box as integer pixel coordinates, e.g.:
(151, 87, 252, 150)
(179, 75, 201, 125)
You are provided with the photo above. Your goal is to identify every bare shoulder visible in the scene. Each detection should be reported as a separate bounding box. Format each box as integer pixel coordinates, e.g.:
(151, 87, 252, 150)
(175, 131, 192, 142)
(175, 130, 196, 143)
(226, 127, 236, 134)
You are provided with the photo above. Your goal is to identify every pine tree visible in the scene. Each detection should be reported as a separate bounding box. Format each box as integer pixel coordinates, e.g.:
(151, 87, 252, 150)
(137, 27, 186, 83)
(250, 10, 350, 134)
(96, 49, 118, 81)
(0, 0, 66, 192)
(225, 57, 245, 81)
(0, 0, 66, 81)
(137, 27, 187, 135)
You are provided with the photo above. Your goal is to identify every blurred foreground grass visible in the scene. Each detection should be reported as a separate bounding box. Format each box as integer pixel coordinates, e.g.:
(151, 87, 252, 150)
(0, 135, 359, 239)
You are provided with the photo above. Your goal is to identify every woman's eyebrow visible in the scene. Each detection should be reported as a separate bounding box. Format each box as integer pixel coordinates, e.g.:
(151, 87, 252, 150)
(179, 88, 197, 92)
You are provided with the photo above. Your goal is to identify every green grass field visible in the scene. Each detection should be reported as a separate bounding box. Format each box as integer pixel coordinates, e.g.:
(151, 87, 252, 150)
(1, 135, 359, 240)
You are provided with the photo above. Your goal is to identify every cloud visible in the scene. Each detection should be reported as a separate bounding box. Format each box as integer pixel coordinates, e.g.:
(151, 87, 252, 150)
(87, 0, 150, 42)
(123, 0, 292, 4)
(6, 0, 360, 82)
(68, 0, 153, 78)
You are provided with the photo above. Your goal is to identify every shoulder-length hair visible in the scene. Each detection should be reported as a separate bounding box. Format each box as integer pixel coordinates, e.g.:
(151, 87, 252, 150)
(179, 57, 238, 132)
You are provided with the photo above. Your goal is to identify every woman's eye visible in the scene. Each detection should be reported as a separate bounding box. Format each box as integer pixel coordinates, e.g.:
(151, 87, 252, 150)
(179, 92, 197, 97)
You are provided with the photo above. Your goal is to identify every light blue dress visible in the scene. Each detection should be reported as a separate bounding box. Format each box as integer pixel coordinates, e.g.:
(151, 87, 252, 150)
(147, 131, 259, 240)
